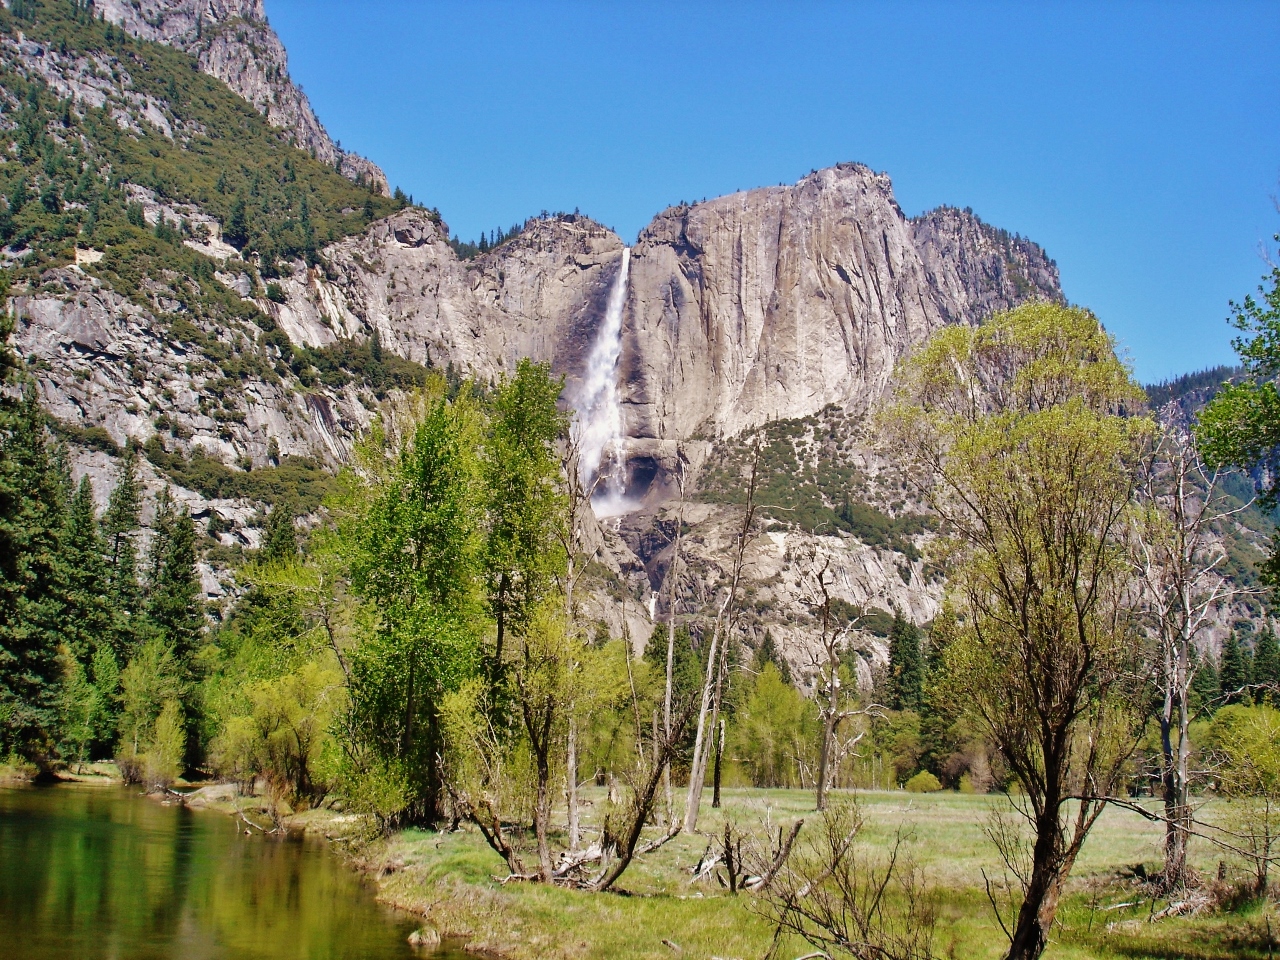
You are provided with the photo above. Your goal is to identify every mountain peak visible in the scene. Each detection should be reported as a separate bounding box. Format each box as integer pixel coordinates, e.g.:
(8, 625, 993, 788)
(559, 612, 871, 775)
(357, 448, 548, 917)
(93, 0, 388, 194)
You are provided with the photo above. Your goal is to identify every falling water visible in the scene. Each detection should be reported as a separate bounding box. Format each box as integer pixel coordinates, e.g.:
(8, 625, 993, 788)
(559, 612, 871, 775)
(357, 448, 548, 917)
(576, 247, 632, 515)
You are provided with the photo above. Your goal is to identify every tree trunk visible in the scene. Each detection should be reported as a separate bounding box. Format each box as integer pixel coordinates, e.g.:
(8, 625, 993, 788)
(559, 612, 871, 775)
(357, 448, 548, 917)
(663, 619, 674, 822)
(815, 651, 840, 811)
(708, 647, 726, 809)
(712, 717, 725, 808)
(533, 728, 553, 881)
(567, 712, 580, 851)
(683, 623, 721, 833)
(1005, 807, 1074, 960)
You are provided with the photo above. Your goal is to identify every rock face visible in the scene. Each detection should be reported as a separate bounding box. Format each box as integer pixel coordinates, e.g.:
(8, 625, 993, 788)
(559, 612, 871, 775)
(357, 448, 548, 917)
(12, 269, 369, 467)
(276, 212, 625, 393)
(92, 0, 388, 193)
(620, 165, 1062, 443)
(277, 165, 1061, 457)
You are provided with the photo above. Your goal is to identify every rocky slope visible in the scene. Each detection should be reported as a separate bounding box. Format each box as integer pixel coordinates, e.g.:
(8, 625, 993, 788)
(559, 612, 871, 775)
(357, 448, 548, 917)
(1, 4, 1077, 673)
(90, 0, 388, 192)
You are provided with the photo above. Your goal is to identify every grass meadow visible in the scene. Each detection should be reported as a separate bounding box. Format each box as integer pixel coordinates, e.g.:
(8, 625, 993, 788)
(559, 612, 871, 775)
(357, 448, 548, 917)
(340, 787, 1280, 960)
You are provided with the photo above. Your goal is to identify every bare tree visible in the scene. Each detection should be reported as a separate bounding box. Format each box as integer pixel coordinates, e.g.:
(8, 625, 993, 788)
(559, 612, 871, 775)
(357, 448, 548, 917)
(663, 454, 686, 824)
(803, 555, 882, 811)
(1132, 422, 1243, 891)
(684, 442, 760, 833)
(760, 798, 937, 960)
(556, 424, 599, 852)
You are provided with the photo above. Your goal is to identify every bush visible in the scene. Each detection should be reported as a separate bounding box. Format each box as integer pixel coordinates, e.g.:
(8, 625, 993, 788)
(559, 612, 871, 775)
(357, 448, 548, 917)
(265, 282, 285, 304)
(904, 770, 943, 793)
(144, 700, 186, 791)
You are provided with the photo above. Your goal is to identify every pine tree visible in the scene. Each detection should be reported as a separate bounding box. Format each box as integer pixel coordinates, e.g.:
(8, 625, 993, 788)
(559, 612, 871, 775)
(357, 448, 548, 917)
(1219, 633, 1250, 704)
(102, 447, 142, 657)
(61, 475, 112, 666)
(1253, 629, 1280, 704)
(224, 196, 248, 248)
(1190, 647, 1219, 712)
(0, 363, 66, 754)
(146, 509, 202, 670)
(260, 500, 297, 564)
(146, 485, 176, 592)
(887, 611, 924, 711)
(753, 630, 792, 685)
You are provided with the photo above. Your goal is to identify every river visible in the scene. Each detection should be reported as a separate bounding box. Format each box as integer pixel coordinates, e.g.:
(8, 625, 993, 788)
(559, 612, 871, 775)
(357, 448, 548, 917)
(0, 783, 460, 960)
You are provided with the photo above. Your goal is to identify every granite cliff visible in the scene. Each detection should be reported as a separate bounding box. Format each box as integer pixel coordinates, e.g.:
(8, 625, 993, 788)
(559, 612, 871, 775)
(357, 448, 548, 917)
(1, 1, 1071, 674)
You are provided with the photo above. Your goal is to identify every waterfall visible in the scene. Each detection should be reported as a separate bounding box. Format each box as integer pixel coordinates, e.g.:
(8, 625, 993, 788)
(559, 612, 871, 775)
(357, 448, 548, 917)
(576, 247, 633, 515)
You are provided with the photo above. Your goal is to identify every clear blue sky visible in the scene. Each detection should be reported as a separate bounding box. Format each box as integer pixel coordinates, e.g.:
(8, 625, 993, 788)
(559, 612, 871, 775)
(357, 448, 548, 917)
(267, 1, 1279, 384)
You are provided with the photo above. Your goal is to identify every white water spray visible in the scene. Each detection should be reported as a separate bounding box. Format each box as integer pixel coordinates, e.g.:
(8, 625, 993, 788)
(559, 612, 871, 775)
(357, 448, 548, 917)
(576, 247, 633, 515)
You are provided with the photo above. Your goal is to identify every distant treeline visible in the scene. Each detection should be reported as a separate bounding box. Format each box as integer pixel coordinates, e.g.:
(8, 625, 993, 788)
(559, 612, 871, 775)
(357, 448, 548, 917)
(1145, 364, 1242, 410)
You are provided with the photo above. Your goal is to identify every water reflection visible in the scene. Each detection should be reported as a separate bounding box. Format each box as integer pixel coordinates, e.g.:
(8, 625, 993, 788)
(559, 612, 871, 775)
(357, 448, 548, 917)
(0, 784, 447, 960)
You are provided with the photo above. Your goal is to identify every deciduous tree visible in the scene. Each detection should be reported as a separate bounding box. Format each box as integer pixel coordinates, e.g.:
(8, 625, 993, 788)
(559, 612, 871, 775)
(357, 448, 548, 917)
(888, 303, 1150, 960)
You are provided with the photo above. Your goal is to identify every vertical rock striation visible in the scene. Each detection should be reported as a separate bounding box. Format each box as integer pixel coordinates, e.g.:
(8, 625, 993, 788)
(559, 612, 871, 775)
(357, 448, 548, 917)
(620, 163, 1062, 443)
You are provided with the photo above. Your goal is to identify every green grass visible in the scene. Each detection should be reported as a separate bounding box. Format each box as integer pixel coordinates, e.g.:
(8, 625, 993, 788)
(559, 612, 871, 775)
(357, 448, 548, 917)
(357, 788, 1280, 960)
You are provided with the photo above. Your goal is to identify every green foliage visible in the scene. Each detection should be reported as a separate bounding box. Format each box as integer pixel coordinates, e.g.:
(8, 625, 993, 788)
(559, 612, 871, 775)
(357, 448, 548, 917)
(448, 222, 525, 260)
(145, 698, 186, 789)
(1203, 704, 1280, 892)
(730, 663, 816, 788)
(698, 410, 931, 555)
(295, 337, 431, 399)
(904, 769, 943, 793)
(891, 302, 1151, 948)
(144, 490, 203, 671)
(259, 501, 298, 564)
(210, 660, 343, 805)
(1220, 632, 1253, 704)
(102, 445, 143, 657)
(752, 630, 792, 685)
(336, 387, 487, 824)
(1145, 364, 1241, 410)
(1197, 254, 1280, 505)
(0, 338, 65, 755)
(482, 359, 566, 671)
(0, 0, 399, 290)
(1253, 630, 1280, 703)
(142, 439, 335, 513)
(887, 611, 923, 712)
(116, 637, 183, 779)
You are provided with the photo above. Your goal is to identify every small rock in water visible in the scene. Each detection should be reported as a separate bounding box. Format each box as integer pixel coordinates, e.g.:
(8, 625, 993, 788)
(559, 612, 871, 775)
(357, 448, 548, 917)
(408, 927, 441, 949)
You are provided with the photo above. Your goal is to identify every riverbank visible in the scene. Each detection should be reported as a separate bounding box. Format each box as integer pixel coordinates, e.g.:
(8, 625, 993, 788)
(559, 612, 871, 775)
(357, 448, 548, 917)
(353, 788, 1280, 960)
(15, 770, 1277, 959)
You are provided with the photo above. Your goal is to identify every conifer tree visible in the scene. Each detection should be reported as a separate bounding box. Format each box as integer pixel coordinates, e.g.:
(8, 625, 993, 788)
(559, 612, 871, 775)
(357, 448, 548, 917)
(1191, 648, 1219, 712)
(61, 475, 112, 666)
(887, 610, 924, 711)
(1253, 629, 1280, 703)
(102, 447, 143, 657)
(146, 485, 176, 592)
(260, 500, 298, 564)
(1219, 632, 1251, 704)
(146, 509, 202, 671)
(753, 630, 792, 684)
(0, 360, 66, 754)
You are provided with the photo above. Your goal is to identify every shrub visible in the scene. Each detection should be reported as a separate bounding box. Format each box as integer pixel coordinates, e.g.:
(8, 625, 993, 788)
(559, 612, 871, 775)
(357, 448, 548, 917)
(904, 770, 943, 793)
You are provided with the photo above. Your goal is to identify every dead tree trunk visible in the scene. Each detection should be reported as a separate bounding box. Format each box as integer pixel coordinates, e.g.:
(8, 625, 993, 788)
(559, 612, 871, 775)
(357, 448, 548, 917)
(664, 459, 685, 824)
(684, 443, 759, 833)
(1133, 426, 1239, 892)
